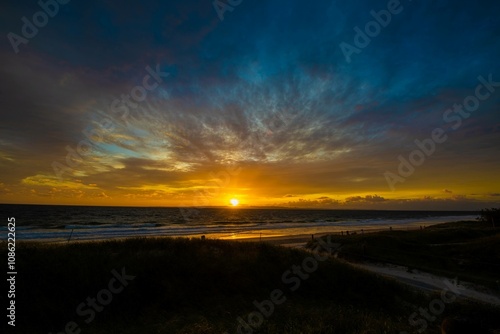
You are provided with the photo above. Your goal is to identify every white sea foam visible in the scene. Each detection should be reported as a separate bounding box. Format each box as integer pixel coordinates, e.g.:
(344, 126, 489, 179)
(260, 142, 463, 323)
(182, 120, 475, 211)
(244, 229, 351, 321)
(9, 215, 477, 242)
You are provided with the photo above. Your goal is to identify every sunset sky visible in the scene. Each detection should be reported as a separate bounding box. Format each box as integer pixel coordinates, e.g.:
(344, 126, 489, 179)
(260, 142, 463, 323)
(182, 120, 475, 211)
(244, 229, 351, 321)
(0, 0, 499, 209)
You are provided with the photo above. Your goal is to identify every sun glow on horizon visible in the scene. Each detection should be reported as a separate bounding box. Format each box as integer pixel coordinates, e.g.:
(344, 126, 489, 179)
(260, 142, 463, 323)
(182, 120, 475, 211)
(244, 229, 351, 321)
(230, 198, 239, 206)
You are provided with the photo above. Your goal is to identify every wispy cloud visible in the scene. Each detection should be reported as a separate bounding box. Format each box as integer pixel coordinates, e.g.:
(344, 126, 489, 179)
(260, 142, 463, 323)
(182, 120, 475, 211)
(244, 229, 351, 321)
(0, 0, 499, 208)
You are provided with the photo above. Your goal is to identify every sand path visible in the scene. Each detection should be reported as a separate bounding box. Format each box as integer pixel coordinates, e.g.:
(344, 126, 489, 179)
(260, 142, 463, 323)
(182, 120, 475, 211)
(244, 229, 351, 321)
(260, 236, 500, 306)
(350, 262, 500, 306)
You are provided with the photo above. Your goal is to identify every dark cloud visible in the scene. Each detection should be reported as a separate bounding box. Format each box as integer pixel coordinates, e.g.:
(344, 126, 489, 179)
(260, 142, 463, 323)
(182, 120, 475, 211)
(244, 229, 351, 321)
(0, 0, 499, 208)
(285, 197, 341, 208)
(282, 196, 498, 211)
(345, 195, 387, 203)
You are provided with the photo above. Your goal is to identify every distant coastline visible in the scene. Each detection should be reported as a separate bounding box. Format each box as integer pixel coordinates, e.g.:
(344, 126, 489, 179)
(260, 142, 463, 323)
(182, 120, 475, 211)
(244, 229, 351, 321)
(0, 203, 478, 242)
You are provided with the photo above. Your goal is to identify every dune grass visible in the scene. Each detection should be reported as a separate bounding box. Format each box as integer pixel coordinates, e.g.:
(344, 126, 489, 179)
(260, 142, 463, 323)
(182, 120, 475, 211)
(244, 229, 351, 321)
(307, 220, 500, 291)
(3, 231, 500, 333)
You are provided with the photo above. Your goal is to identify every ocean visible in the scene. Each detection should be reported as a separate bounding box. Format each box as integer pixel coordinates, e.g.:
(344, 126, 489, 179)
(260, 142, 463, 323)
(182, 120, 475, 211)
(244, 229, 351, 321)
(0, 204, 478, 241)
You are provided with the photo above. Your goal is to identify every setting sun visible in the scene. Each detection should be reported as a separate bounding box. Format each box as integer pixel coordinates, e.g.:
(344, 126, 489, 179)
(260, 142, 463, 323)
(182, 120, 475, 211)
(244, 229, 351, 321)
(230, 198, 239, 206)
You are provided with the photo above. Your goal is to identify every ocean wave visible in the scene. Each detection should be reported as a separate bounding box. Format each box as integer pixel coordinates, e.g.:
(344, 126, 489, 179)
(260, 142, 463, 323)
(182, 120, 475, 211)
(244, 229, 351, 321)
(13, 215, 478, 242)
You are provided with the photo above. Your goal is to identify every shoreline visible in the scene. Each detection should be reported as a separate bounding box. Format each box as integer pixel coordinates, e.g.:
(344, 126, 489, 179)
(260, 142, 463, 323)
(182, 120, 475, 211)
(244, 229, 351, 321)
(12, 217, 477, 245)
